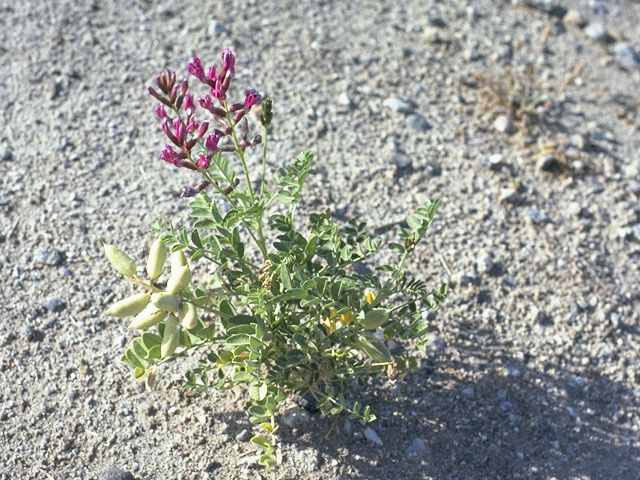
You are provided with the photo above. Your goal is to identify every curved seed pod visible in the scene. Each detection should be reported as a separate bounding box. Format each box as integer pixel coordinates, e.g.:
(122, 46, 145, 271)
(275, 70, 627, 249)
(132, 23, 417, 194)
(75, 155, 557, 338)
(178, 302, 197, 330)
(151, 293, 181, 312)
(170, 250, 188, 271)
(146, 238, 167, 281)
(103, 242, 136, 277)
(166, 265, 191, 294)
(161, 315, 180, 358)
(128, 306, 168, 330)
(106, 293, 150, 318)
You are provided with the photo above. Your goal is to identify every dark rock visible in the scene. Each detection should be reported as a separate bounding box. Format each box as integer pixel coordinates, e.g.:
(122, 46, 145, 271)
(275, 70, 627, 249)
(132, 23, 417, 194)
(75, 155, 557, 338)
(42, 297, 67, 313)
(22, 325, 44, 342)
(566, 376, 587, 398)
(101, 466, 135, 480)
(34, 248, 65, 266)
(406, 114, 431, 132)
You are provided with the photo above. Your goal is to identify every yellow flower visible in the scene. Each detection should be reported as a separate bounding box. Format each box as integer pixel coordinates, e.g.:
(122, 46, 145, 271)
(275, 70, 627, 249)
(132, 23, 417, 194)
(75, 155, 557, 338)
(365, 290, 376, 304)
(339, 311, 355, 326)
(321, 308, 340, 334)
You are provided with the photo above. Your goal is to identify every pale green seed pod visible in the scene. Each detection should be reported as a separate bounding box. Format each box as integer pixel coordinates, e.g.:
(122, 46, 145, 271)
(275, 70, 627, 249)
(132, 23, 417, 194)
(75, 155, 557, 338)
(170, 250, 187, 270)
(166, 265, 191, 294)
(106, 293, 150, 318)
(128, 306, 168, 330)
(151, 292, 180, 312)
(146, 238, 167, 281)
(178, 302, 197, 330)
(161, 315, 180, 358)
(103, 242, 136, 278)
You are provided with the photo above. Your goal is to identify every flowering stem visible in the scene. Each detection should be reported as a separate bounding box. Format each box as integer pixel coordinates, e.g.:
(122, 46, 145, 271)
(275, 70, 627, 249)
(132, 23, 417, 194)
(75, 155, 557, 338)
(222, 103, 268, 260)
(260, 123, 268, 198)
(202, 170, 267, 261)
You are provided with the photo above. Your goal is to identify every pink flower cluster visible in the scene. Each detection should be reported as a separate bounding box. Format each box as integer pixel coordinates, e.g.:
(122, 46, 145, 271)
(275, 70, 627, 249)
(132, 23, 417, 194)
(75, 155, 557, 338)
(147, 49, 263, 196)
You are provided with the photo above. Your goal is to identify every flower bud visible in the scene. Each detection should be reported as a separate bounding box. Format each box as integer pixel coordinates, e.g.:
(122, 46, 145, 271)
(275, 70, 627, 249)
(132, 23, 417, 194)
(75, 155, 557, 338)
(103, 242, 137, 277)
(233, 110, 246, 124)
(166, 265, 191, 294)
(148, 86, 173, 107)
(161, 315, 180, 358)
(151, 293, 181, 312)
(128, 306, 168, 330)
(195, 121, 209, 140)
(221, 48, 235, 76)
(260, 97, 273, 128)
(146, 238, 167, 280)
(178, 302, 197, 330)
(106, 293, 150, 318)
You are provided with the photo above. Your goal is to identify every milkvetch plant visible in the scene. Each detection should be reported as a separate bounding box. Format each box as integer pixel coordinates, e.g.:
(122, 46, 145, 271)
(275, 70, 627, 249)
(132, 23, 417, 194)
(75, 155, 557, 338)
(103, 48, 447, 468)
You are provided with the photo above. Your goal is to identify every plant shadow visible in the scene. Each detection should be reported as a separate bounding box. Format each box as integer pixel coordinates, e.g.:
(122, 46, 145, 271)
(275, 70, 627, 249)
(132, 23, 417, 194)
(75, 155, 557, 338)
(273, 337, 640, 479)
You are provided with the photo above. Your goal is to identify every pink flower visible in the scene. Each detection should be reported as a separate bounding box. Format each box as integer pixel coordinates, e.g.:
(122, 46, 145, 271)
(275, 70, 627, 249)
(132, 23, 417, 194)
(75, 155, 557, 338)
(211, 88, 226, 101)
(221, 48, 235, 76)
(183, 93, 195, 115)
(172, 118, 187, 141)
(186, 116, 199, 133)
(206, 130, 223, 153)
(159, 145, 185, 166)
(197, 153, 211, 169)
(154, 105, 168, 121)
(198, 94, 214, 112)
(207, 65, 217, 82)
(187, 56, 205, 81)
(244, 89, 261, 110)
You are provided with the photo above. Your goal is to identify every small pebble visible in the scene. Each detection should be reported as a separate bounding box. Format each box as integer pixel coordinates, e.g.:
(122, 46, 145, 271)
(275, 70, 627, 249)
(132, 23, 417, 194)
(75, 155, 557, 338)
(101, 466, 135, 480)
(22, 325, 43, 342)
(389, 153, 413, 170)
(382, 97, 415, 113)
(34, 248, 65, 266)
(612, 43, 640, 70)
(208, 21, 226, 36)
(525, 208, 548, 224)
(584, 22, 614, 43)
(562, 8, 586, 28)
(476, 251, 494, 274)
(494, 115, 515, 134)
(499, 188, 520, 204)
(337, 92, 353, 108)
(406, 437, 427, 457)
(281, 406, 309, 429)
(42, 297, 67, 312)
(536, 154, 559, 172)
(462, 387, 475, 398)
(364, 426, 383, 446)
(406, 114, 430, 132)
(565, 376, 587, 398)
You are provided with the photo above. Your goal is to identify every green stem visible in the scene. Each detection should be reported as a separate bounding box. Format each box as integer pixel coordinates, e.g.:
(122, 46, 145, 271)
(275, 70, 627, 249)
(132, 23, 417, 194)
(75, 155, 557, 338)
(203, 170, 267, 260)
(222, 103, 268, 260)
(261, 124, 268, 198)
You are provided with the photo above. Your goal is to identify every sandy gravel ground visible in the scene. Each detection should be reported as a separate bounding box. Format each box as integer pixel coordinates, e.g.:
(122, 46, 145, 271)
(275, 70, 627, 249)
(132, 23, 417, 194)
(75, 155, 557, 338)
(1, 0, 639, 479)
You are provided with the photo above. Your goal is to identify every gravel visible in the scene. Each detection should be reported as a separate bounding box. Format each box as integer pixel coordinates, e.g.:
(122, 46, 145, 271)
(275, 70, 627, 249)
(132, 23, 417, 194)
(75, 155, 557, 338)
(2, 1, 640, 479)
